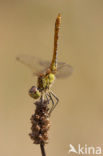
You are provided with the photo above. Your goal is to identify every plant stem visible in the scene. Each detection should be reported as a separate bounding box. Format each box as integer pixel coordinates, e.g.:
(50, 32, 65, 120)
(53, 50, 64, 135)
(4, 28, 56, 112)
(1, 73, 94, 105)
(40, 143, 46, 156)
(40, 93, 46, 156)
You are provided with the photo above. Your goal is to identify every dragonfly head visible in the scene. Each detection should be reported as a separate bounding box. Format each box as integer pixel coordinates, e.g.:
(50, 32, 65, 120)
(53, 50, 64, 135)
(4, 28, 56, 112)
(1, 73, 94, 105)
(29, 86, 40, 99)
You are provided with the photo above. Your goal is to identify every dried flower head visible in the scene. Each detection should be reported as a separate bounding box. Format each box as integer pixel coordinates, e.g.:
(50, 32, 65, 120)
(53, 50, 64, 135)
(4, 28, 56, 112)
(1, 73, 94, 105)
(29, 100, 50, 145)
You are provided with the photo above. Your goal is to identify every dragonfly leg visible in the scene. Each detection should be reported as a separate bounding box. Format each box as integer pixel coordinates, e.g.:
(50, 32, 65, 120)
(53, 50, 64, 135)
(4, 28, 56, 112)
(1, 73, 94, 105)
(50, 91, 59, 110)
(45, 94, 50, 104)
(47, 92, 55, 106)
(46, 92, 55, 116)
(48, 91, 59, 116)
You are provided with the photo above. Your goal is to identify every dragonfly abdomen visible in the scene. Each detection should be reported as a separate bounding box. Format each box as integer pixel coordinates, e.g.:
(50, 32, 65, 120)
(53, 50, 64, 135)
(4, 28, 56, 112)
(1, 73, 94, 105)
(50, 13, 61, 73)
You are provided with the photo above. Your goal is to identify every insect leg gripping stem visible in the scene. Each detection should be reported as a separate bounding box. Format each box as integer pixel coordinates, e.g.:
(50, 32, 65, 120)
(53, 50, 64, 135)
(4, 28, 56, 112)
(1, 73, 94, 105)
(48, 91, 59, 116)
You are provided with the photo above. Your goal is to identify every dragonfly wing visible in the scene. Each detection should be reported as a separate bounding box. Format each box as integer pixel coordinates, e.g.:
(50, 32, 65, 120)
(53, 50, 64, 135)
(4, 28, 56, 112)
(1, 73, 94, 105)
(16, 54, 50, 76)
(56, 62, 73, 78)
(16, 55, 73, 78)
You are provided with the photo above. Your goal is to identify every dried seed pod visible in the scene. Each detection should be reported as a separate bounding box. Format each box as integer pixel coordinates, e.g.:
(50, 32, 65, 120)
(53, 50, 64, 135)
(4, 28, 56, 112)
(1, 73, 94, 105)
(29, 100, 50, 144)
(35, 115, 40, 120)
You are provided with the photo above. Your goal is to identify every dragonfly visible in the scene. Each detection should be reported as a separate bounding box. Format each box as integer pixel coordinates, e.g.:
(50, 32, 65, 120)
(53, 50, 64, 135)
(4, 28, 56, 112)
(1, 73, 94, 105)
(17, 14, 72, 115)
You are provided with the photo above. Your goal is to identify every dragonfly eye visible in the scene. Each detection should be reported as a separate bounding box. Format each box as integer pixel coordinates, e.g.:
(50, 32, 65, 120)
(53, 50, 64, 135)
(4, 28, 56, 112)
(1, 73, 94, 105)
(29, 86, 40, 99)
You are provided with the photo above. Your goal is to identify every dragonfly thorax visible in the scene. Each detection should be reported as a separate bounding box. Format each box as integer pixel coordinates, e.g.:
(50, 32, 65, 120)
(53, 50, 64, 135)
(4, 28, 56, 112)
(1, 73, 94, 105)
(28, 72, 55, 100)
(37, 73, 55, 92)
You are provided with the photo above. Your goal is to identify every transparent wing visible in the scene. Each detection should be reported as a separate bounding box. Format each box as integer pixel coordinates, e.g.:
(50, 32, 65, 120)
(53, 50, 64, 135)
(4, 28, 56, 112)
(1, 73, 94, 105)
(56, 62, 73, 79)
(16, 54, 73, 78)
(16, 54, 50, 76)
